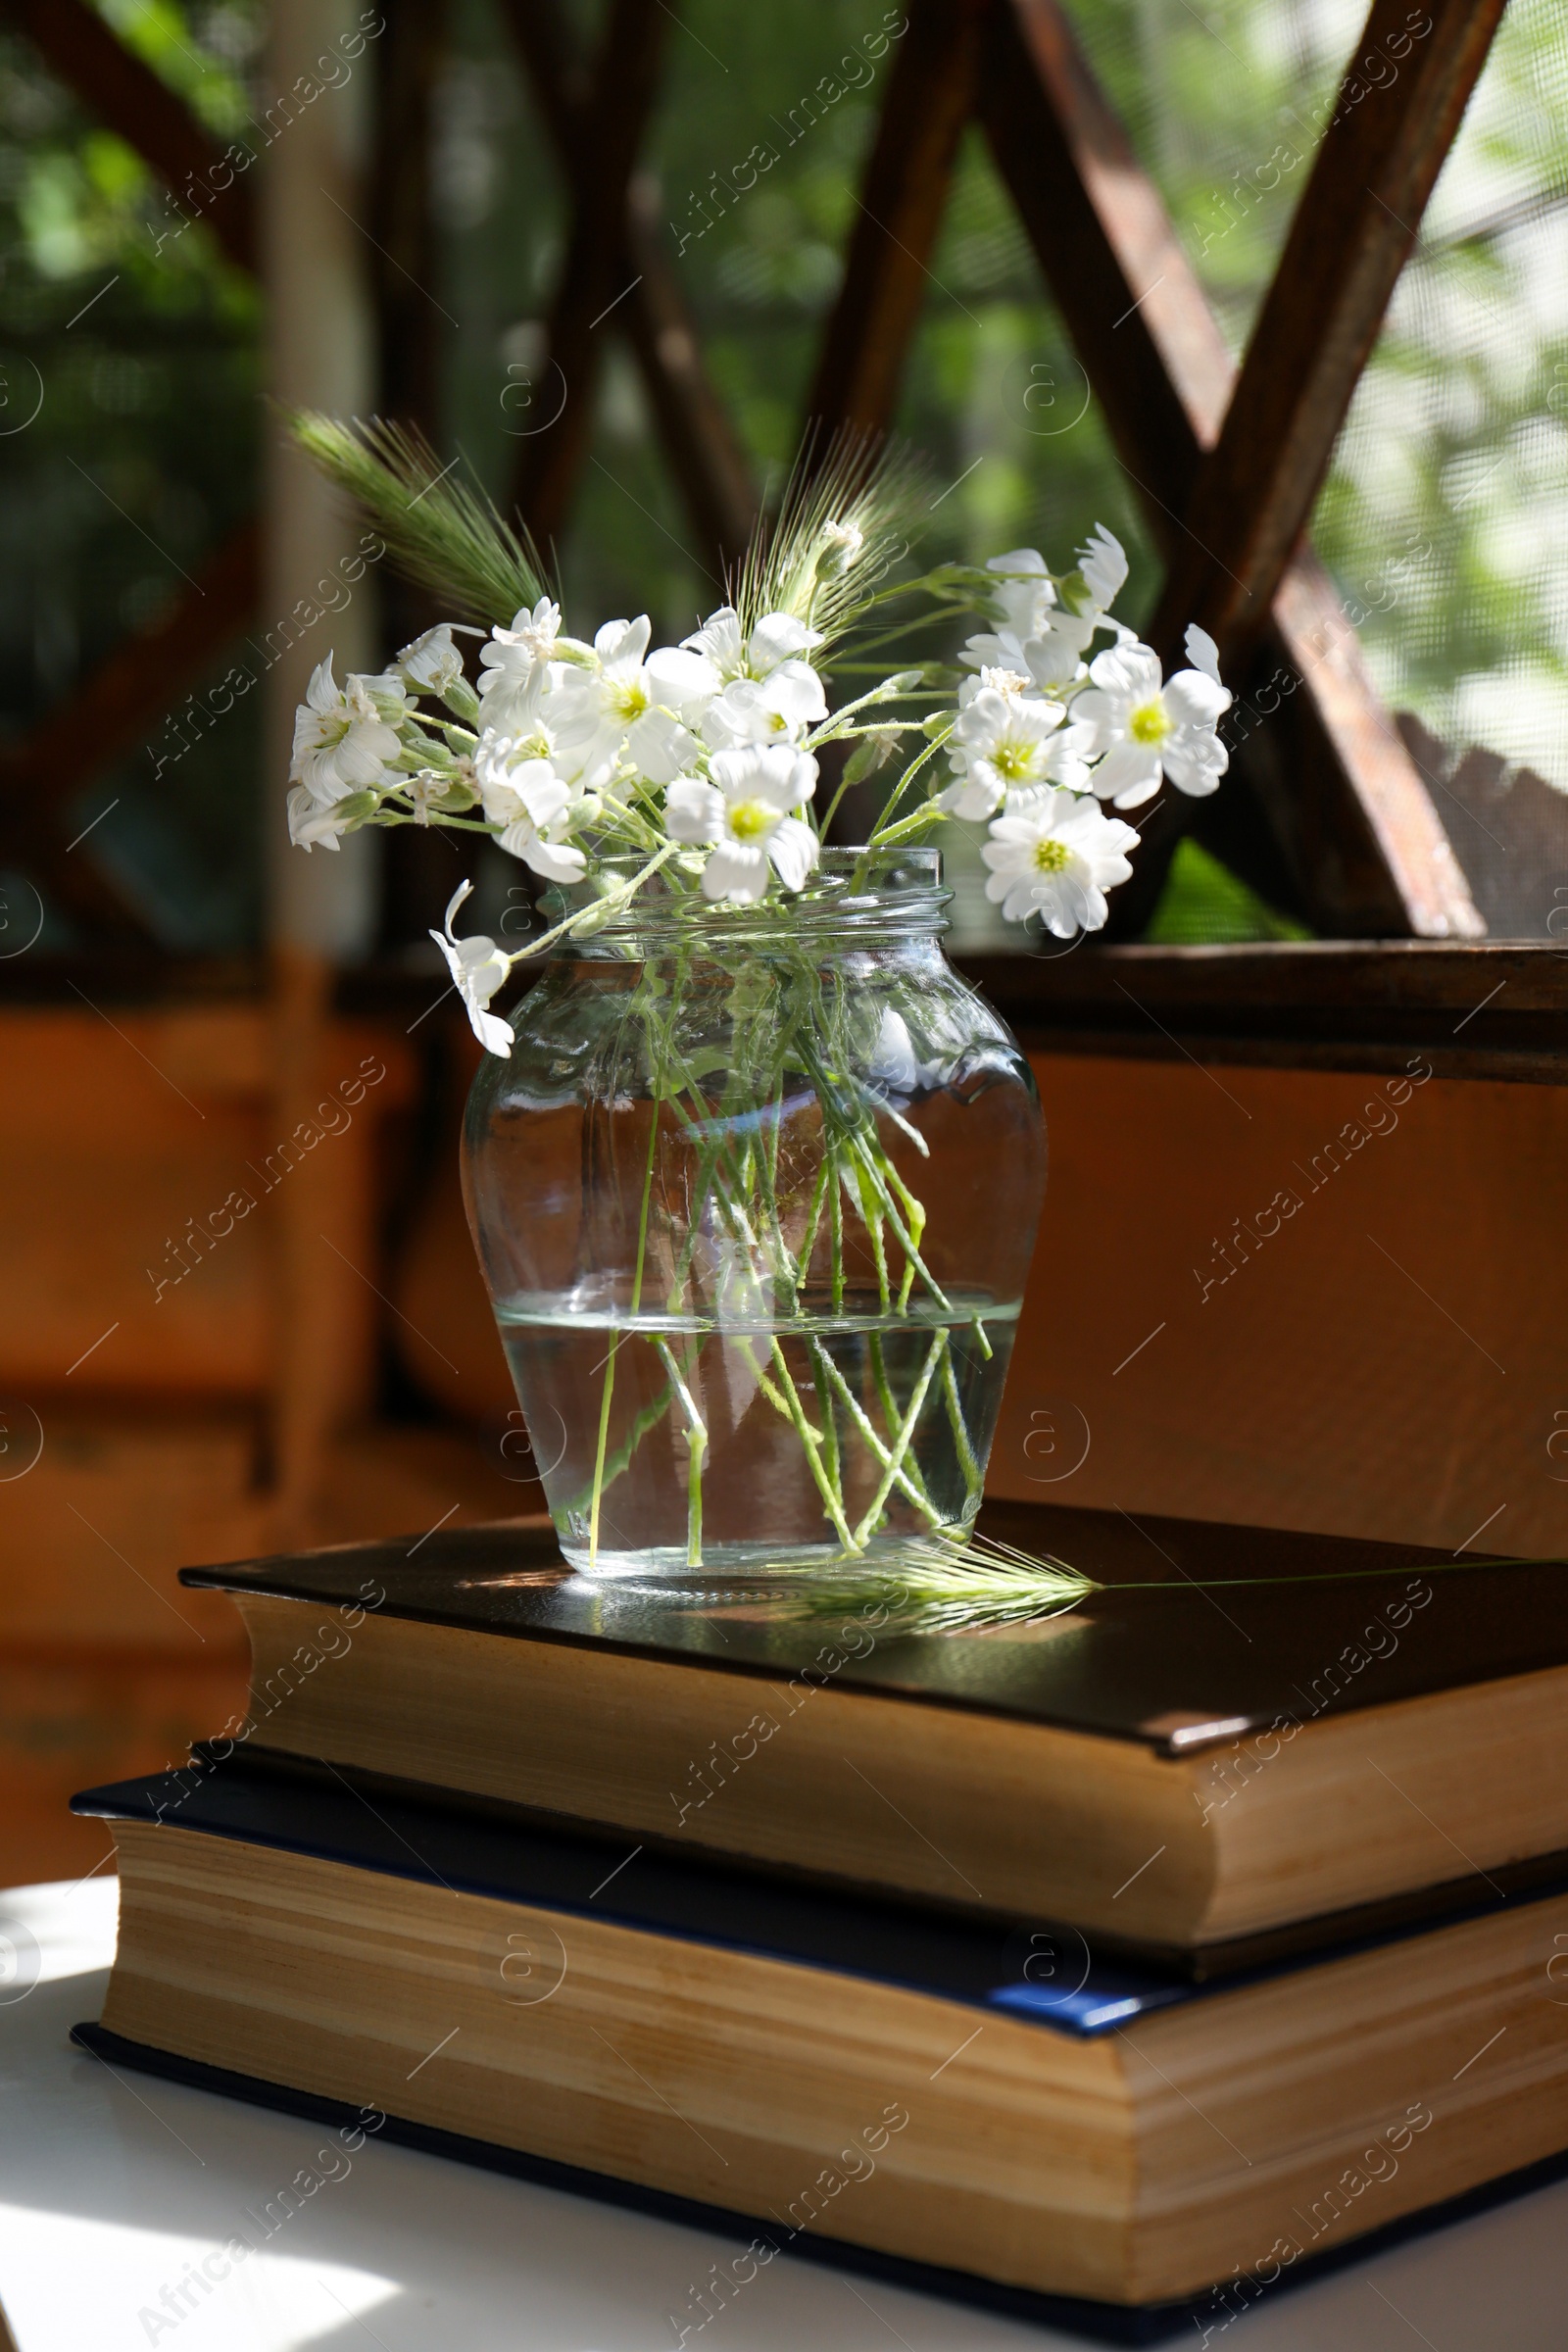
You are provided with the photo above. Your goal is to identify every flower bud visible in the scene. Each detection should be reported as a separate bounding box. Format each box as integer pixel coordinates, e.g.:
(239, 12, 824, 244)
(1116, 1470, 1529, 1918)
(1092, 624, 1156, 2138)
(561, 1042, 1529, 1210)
(814, 518, 864, 580)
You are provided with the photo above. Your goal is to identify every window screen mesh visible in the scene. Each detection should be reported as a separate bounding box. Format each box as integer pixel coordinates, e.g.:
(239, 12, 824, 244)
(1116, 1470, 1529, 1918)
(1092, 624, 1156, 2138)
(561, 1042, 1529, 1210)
(1062, 0, 1568, 940)
(1316, 0, 1568, 938)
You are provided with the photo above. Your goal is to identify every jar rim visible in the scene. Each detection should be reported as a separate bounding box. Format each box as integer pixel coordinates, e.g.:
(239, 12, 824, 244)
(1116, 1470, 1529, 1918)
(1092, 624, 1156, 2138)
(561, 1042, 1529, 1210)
(539, 845, 951, 949)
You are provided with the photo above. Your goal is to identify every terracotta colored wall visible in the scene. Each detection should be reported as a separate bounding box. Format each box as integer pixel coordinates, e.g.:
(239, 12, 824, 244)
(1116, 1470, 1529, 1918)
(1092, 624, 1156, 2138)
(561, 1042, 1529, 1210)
(991, 1054, 1567, 1558)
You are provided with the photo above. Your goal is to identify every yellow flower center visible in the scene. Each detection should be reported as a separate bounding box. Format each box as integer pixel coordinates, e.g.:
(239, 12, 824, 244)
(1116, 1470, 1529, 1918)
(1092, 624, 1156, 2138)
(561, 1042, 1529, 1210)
(994, 738, 1039, 781)
(726, 798, 777, 843)
(610, 680, 650, 722)
(1128, 698, 1170, 746)
(1033, 837, 1071, 874)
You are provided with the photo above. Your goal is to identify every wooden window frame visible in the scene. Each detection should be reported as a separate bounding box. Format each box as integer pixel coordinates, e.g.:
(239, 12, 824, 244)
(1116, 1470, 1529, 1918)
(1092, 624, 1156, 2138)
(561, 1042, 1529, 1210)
(8, 0, 1568, 1075)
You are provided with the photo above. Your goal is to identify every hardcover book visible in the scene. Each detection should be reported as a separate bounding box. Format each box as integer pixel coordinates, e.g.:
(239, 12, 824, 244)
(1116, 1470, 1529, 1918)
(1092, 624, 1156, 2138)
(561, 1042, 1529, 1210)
(179, 1500, 1568, 1966)
(74, 1754, 1568, 2335)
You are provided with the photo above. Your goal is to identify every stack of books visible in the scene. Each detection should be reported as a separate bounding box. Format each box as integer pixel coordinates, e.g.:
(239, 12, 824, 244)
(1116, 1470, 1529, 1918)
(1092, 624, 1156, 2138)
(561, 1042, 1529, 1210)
(74, 1502, 1568, 2340)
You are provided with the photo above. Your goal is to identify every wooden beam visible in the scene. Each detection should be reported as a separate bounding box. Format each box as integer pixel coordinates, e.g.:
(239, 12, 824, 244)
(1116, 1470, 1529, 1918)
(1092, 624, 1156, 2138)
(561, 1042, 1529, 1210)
(977, 0, 1482, 939)
(0, 803, 160, 947)
(0, 520, 261, 809)
(496, 0, 758, 573)
(620, 173, 760, 573)
(0, 0, 255, 274)
(0, 520, 260, 943)
(370, 0, 447, 439)
(368, 0, 465, 957)
(806, 0, 989, 434)
(1152, 0, 1508, 662)
(509, 0, 670, 550)
(957, 941, 1568, 1086)
(977, 0, 1231, 494)
(1243, 556, 1483, 938)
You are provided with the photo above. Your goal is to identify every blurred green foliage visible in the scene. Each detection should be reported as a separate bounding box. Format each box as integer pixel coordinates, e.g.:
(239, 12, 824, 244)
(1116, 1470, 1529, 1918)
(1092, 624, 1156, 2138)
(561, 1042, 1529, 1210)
(0, 1, 263, 948)
(1145, 839, 1310, 945)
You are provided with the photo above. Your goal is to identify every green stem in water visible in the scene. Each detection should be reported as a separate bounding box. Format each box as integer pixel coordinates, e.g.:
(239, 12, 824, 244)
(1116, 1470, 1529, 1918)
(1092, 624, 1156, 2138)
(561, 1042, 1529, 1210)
(805, 1337, 843, 1509)
(852, 1327, 949, 1549)
(940, 1343, 984, 1505)
(829, 1149, 845, 1313)
(562, 1380, 677, 1522)
(795, 1152, 833, 1292)
(819, 1340, 945, 1529)
(851, 1156, 892, 1312)
(588, 1042, 663, 1569)
(654, 1336, 709, 1568)
(768, 1338, 858, 1550)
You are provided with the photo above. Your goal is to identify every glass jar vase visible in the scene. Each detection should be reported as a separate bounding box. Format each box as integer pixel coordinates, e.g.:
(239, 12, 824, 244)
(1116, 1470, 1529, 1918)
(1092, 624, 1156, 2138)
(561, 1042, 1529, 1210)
(463, 850, 1045, 1579)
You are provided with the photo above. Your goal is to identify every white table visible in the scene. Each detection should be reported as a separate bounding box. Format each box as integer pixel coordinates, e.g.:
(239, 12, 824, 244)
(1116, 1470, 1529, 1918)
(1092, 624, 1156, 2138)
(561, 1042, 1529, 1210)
(1, 1878, 1563, 2350)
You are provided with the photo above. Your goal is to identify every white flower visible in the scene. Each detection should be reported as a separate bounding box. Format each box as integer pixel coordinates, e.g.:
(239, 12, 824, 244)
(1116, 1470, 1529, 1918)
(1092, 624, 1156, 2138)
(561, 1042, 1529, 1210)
(682, 607, 822, 685)
(671, 608, 827, 750)
(1073, 641, 1231, 808)
(478, 598, 563, 727)
(1184, 623, 1224, 686)
(430, 881, 514, 1056)
(1078, 522, 1129, 613)
(973, 524, 1133, 686)
(700, 662, 827, 751)
(1000, 524, 1131, 691)
(286, 785, 355, 851)
(288, 656, 406, 803)
(474, 737, 588, 883)
(939, 680, 1089, 818)
(625, 705, 701, 785)
(403, 770, 450, 826)
(963, 553, 1071, 686)
(866, 1007, 945, 1106)
(549, 615, 717, 775)
(983, 548, 1055, 642)
(981, 790, 1141, 937)
(398, 624, 465, 696)
(664, 744, 819, 901)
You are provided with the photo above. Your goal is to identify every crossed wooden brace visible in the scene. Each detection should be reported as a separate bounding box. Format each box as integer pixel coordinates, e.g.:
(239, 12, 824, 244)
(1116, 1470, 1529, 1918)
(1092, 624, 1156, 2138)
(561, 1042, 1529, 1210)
(805, 0, 1502, 939)
(0, 0, 1505, 947)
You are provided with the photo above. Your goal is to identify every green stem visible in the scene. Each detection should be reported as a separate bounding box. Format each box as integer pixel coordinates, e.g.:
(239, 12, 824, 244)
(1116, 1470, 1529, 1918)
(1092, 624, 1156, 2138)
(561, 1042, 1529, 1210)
(829, 1147, 845, 1313)
(588, 1024, 663, 1569)
(563, 1380, 678, 1521)
(655, 1336, 709, 1567)
(852, 1328, 949, 1549)
(820, 1341, 944, 1528)
(844, 1129, 951, 1312)
(502, 841, 677, 973)
(851, 1156, 892, 1312)
(941, 1345, 983, 1502)
(795, 1152, 833, 1293)
(769, 1338, 858, 1550)
(805, 1337, 842, 1507)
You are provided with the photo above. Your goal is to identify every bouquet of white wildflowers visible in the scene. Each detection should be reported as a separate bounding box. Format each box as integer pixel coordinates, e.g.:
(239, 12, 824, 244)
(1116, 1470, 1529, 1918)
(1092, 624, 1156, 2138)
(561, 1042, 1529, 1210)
(287, 417, 1231, 1053)
(284, 419, 1230, 1579)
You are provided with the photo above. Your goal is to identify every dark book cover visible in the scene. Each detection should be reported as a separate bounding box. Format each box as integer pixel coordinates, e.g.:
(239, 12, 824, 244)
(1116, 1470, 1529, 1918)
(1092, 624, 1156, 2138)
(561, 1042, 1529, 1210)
(74, 1754, 1568, 2345)
(73, 1753, 1568, 2034)
(177, 1497, 1567, 1754)
(69, 2023, 1568, 2348)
